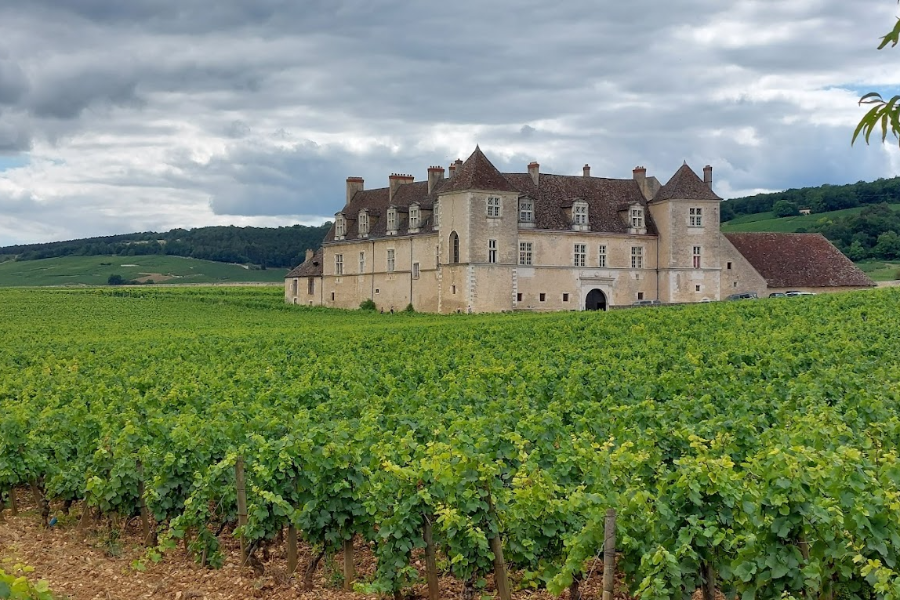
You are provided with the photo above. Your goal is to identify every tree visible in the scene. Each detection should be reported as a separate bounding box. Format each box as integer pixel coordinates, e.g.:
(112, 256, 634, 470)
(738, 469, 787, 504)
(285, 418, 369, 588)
(772, 200, 799, 217)
(853, 9, 900, 146)
(107, 274, 125, 285)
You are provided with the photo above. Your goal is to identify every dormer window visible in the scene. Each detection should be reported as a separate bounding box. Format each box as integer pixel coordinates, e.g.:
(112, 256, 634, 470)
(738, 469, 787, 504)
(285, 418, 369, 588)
(387, 207, 398, 235)
(409, 204, 420, 231)
(519, 198, 534, 225)
(358, 211, 369, 237)
(572, 201, 589, 231)
(335, 214, 346, 240)
(630, 207, 644, 229)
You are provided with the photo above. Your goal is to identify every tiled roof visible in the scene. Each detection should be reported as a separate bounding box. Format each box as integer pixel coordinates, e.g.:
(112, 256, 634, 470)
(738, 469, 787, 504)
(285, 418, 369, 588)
(322, 148, 656, 243)
(724, 233, 875, 288)
(440, 146, 518, 194)
(653, 163, 721, 202)
(285, 248, 323, 278)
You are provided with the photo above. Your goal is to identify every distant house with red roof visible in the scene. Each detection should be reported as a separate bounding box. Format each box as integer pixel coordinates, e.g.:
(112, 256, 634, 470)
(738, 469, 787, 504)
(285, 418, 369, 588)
(286, 148, 874, 312)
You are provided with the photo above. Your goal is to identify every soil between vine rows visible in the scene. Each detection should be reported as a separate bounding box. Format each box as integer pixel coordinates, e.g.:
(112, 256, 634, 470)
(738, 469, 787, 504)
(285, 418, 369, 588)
(0, 489, 638, 600)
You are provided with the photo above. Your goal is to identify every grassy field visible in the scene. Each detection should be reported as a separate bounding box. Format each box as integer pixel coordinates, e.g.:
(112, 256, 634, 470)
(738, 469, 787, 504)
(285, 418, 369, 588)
(721, 203, 900, 233)
(0, 254, 289, 287)
(855, 259, 900, 281)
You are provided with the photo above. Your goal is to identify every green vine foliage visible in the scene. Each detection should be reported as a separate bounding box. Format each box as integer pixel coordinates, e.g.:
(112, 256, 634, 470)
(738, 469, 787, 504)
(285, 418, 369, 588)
(0, 566, 55, 600)
(6, 287, 900, 598)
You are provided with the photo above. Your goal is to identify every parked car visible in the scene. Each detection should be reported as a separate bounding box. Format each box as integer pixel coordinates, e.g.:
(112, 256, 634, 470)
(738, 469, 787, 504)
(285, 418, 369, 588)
(726, 292, 758, 301)
(632, 299, 662, 306)
(785, 290, 816, 297)
(768, 292, 787, 298)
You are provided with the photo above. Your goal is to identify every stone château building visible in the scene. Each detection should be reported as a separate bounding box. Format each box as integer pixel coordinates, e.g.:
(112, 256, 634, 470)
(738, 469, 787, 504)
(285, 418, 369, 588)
(285, 147, 873, 312)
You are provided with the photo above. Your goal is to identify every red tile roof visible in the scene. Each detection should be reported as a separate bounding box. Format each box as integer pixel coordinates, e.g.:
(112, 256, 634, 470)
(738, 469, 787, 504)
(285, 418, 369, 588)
(286, 248, 323, 278)
(724, 233, 875, 288)
(440, 146, 518, 194)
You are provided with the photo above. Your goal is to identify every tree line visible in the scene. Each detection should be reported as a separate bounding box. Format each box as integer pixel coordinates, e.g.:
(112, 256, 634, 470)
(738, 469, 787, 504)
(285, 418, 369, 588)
(0, 224, 332, 269)
(722, 176, 900, 222)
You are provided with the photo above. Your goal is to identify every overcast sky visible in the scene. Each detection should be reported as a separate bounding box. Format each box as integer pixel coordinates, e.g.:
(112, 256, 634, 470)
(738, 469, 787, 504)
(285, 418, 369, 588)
(1, 0, 899, 246)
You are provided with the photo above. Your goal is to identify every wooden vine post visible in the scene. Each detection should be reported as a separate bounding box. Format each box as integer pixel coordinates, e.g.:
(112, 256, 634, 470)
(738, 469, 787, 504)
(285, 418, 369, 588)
(423, 516, 440, 600)
(137, 462, 154, 546)
(602, 508, 617, 600)
(287, 525, 298, 575)
(487, 494, 511, 600)
(8, 488, 17, 517)
(235, 456, 248, 567)
(343, 537, 355, 590)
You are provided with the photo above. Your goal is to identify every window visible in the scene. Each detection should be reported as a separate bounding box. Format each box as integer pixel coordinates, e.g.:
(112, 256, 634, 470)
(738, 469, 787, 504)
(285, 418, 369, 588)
(693, 246, 701, 269)
(519, 198, 534, 223)
(335, 254, 344, 276)
(695, 285, 701, 292)
(450, 232, 460, 263)
(308, 278, 315, 295)
(291, 278, 298, 295)
(519, 242, 533, 266)
(630, 207, 644, 229)
(335, 215, 346, 239)
(516, 293, 523, 302)
(573, 201, 588, 229)
(727, 261, 733, 270)
(412, 262, 420, 279)
(375, 288, 380, 294)
(637, 292, 644, 300)
(331, 292, 335, 301)
(435, 245, 440, 267)
(387, 249, 395, 272)
(631, 246, 643, 269)
(359, 251, 365, 273)
(487, 196, 501, 217)
(452, 285, 457, 294)
(690, 207, 703, 227)
(539, 293, 546, 302)
(387, 208, 398, 234)
(488, 239, 497, 264)
(433, 201, 439, 228)
(409, 205, 420, 230)
(574, 243, 586, 267)
(358, 211, 369, 237)
(562, 293, 569, 302)
(598, 245, 607, 268)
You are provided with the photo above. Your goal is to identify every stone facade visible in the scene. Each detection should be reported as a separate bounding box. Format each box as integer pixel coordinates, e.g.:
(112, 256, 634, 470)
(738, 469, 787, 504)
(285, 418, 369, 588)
(285, 148, 874, 313)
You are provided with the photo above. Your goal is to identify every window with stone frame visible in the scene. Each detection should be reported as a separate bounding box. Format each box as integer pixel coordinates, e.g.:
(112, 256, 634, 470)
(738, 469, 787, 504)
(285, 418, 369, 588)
(630, 207, 644, 229)
(573, 201, 589, 228)
(359, 251, 365, 273)
(409, 205, 420, 230)
(387, 208, 398, 234)
(335, 254, 344, 276)
(335, 215, 346, 239)
(631, 246, 643, 269)
(487, 196, 501, 218)
(693, 246, 701, 269)
(573, 243, 586, 267)
(358, 211, 369, 237)
(519, 242, 533, 265)
(598, 245, 607, 267)
(433, 201, 440, 229)
(307, 278, 314, 295)
(690, 207, 703, 227)
(387, 249, 395, 272)
(488, 239, 497, 264)
(412, 262, 420, 279)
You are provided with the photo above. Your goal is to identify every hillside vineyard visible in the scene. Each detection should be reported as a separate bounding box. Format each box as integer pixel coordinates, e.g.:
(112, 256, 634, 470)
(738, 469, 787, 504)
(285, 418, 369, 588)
(3, 287, 900, 598)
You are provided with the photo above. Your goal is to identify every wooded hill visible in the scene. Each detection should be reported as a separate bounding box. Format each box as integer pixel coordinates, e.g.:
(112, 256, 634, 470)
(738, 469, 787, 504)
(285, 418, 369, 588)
(0, 224, 332, 269)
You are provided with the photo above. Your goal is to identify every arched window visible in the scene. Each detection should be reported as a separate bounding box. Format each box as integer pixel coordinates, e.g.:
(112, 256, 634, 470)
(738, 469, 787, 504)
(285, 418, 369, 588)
(450, 231, 460, 263)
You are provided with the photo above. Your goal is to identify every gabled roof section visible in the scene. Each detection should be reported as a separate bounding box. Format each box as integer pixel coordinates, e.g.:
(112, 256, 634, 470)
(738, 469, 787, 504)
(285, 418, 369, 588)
(286, 248, 324, 278)
(440, 146, 518, 194)
(724, 233, 875, 288)
(653, 163, 721, 202)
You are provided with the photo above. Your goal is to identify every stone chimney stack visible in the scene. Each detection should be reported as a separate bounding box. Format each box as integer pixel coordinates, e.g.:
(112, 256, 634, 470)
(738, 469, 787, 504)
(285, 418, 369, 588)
(448, 158, 463, 178)
(389, 173, 414, 203)
(305, 249, 314, 262)
(528, 161, 540, 186)
(583, 164, 591, 178)
(703, 165, 713, 189)
(633, 166, 646, 187)
(427, 166, 445, 195)
(346, 177, 364, 205)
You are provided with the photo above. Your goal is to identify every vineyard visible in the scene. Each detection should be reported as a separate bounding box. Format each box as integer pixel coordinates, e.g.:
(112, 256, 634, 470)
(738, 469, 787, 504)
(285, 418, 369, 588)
(2, 286, 900, 600)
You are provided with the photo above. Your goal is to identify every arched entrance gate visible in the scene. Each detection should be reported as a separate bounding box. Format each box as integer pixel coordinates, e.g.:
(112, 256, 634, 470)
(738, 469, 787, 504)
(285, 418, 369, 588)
(585, 288, 607, 311)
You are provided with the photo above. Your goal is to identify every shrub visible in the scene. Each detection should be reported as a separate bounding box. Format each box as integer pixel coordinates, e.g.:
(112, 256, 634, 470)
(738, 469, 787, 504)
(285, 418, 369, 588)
(359, 299, 377, 311)
(107, 274, 125, 286)
(404, 303, 415, 313)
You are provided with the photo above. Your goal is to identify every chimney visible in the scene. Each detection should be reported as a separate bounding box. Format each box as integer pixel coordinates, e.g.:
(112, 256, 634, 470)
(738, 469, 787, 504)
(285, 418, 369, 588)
(305, 249, 314, 262)
(427, 166, 445, 195)
(633, 166, 646, 186)
(528, 161, 540, 186)
(448, 158, 463, 179)
(583, 164, 591, 178)
(346, 177, 364, 205)
(703, 165, 713, 189)
(389, 173, 414, 203)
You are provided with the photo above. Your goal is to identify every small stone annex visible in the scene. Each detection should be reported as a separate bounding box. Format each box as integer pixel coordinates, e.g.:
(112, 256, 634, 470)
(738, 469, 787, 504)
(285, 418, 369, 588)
(285, 147, 874, 313)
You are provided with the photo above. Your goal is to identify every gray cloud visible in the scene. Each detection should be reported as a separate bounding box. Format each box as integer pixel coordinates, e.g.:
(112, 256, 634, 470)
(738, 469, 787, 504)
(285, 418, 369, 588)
(0, 0, 898, 246)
